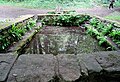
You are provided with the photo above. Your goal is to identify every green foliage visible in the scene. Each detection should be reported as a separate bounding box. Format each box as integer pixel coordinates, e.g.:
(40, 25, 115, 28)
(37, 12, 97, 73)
(96, 22, 104, 31)
(105, 15, 120, 21)
(86, 25, 100, 37)
(109, 30, 120, 40)
(97, 35, 107, 46)
(0, 35, 10, 50)
(0, 0, 95, 9)
(8, 24, 22, 41)
(101, 24, 113, 35)
(26, 19, 36, 30)
(90, 18, 100, 27)
(85, 24, 113, 50)
(56, 15, 74, 26)
(1, 0, 25, 2)
(1, 0, 120, 9)
(41, 16, 57, 26)
(41, 15, 119, 50)
(86, 18, 116, 50)
(47, 10, 77, 14)
(90, 18, 113, 36)
(28, 18, 36, 27)
(94, 0, 120, 7)
(0, 19, 36, 52)
(41, 15, 90, 26)
(115, 0, 120, 7)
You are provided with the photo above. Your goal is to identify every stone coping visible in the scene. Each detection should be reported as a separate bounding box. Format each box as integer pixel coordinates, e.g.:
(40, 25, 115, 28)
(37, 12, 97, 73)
(7, 51, 120, 82)
(37, 14, 120, 27)
(0, 14, 119, 32)
(0, 14, 35, 32)
(8, 29, 37, 55)
(0, 54, 18, 82)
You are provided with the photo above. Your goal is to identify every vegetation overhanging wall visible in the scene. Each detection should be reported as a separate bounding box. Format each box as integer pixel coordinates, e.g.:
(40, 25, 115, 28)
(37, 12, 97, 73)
(0, 14, 120, 54)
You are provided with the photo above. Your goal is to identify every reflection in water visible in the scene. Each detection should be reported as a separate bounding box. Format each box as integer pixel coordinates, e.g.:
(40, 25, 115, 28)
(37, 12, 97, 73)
(25, 26, 105, 54)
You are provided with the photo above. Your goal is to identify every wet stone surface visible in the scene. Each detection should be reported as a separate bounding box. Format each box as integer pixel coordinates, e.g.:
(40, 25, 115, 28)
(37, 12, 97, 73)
(7, 51, 120, 82)
(0, 54, 17, 82)
(7, 54, 80, 82)
(93, 51, 120, 72)
(77, 53, 103, 74)
(25, 26, 105, 54)
(56, 54, 80, 81)
(2, 25, 120, 82)
(7, 54, 55, 82)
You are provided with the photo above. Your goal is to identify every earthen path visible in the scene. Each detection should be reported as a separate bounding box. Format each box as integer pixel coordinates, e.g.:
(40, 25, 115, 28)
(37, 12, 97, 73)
(0, 5, 120, 19)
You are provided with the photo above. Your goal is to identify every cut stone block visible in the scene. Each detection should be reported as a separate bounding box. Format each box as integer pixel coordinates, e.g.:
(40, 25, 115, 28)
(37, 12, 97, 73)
(7, 54, 55, 82)
(0, 54, 17, 82)
(57, 54, 81, 81)
(93, 51, 120, 72)
(77, 53, 102, 74)
(7, 54, 81, 82)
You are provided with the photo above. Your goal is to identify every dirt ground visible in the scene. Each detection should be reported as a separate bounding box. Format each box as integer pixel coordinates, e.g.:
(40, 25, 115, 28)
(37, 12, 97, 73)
(0, 5, 120, 20)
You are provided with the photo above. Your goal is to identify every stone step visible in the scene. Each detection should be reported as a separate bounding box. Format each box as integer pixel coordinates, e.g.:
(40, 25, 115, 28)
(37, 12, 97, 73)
(7, 54, 80, 82)
(0, 54, 17, 82)
(93, 51, 120, 75)
(77, 53, 102, 74)
(3, 51, 120, 82)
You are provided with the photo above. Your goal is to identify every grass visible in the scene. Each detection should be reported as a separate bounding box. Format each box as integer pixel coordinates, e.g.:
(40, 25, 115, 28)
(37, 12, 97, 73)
(115, 1, 120, 7)
(0, 0, 95, 9)
(105, 11, 120, 21)
(0, 0, 120, 9)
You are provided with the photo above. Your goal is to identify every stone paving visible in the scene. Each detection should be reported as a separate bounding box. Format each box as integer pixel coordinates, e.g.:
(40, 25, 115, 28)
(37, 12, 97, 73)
(0, 54, 17, 82)
(0, 51, 120, 82)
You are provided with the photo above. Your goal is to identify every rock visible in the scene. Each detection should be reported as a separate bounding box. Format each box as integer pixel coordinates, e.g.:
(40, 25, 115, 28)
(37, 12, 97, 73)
(7, 51, 120, 82)
(92, 51, 120, 81)
(7, 54, 81, 82)
(57, 54, 81, 81)
(77, 53, 102, 74)
(0, 54, 17, 82)
(93, 51, 120, 72)
(7, 54, 55, 82)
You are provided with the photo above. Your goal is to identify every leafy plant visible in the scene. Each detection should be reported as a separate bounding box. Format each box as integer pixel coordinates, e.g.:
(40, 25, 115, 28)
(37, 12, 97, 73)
(28, 18, 36, 27)
(41, 15, 91, 26)
(0, 35, 10, 50)
(90, 18, 114, 36)
(97, 36, 107, 46)
(57, 15, 73, 26)
(26, 19, 36, 30)
(109, 30, 120, 40)
(101, 24, 113, 35)
(90, 18, 100, 27)
(41, 16, 56, 25)
(8, 24, 22, 41)
(0, 19, 36, 52)
(86, 25, 99, 37)
(96, 22, 104, 31)
(85, 24, 114, 50)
